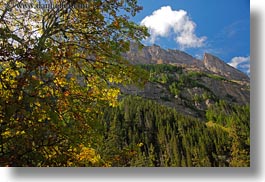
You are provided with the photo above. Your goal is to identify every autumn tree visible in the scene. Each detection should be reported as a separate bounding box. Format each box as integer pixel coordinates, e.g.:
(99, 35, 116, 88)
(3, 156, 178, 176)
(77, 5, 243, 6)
(0, 0, 148, 166)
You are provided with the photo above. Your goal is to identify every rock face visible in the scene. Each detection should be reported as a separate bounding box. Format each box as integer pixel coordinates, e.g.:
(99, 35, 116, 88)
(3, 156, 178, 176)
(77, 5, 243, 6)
(121, 44, 250, 119)
(124, 44, 249, 82)
(124, 43, 203, 67)
(203, 53, 249, 81)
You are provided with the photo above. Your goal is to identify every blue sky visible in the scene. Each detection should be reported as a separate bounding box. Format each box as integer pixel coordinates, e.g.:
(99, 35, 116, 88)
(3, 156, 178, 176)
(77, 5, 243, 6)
(131, 0, 250, 74)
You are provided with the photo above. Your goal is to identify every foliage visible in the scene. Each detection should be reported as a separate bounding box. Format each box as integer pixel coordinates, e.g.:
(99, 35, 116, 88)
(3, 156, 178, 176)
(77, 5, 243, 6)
(139, 65, 219, 101)
(206, 100, 250, 166)
(0, 0, 148, 166)
(138, 64, 182, 84)
(138, 64, 183, 74)
(98, 96, 250, 167)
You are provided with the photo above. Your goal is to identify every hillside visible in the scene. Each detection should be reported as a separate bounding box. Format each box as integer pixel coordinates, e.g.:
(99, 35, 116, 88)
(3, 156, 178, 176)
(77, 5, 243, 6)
(120, 44, 249, 119)
(98, 96, 250, 167)
(124, 43, 249, 81)
(95, 44, 250, 167)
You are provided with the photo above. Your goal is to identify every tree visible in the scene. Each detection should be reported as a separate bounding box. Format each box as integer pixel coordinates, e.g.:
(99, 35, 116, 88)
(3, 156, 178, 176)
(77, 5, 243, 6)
(0, 0, 148, 166)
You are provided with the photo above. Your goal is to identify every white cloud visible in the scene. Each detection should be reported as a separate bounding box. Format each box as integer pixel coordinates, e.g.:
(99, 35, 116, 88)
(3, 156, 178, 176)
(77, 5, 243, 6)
(228, 56, 250, 74)
(140, 6, 207, 49)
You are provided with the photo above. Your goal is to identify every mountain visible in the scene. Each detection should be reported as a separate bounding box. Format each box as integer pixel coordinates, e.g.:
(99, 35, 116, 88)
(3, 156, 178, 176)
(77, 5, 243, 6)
(98, 44, 250, 167)
(120, 44, 250, 119)
(124, 43, 249, 81)
(124, 43, 203, 67)
(100, 95, 250, 167)
(203, 53, 249, 81)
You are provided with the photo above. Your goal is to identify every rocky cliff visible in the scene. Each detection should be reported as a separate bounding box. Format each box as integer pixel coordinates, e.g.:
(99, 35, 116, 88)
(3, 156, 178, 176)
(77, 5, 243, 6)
(124, 44, 249, 81)
(124, 43, 203, 66)
(121, 44, 250, 119)
(203, 53, 249, 81)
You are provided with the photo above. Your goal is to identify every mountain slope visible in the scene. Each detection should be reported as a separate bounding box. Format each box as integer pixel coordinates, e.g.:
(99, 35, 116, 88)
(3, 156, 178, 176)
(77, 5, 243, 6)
(121, 44, 250, 119)
(96, 44, 250, 167)
(203, 53, 249, 81)
(124, 43, 203, 67)
(124, 44, 249, 81)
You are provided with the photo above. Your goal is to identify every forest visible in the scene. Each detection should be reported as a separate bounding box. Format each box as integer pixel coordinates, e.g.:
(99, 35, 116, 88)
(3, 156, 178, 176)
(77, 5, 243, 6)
(97, 96, 250, 167)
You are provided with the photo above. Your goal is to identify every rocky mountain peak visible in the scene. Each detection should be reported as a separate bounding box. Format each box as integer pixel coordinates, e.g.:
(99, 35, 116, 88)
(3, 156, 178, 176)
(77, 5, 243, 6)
(203, 53, 249, 81)
(124, 43, 249, 82)
(121, 45, 250, 119)
(124, 43, 201, 66)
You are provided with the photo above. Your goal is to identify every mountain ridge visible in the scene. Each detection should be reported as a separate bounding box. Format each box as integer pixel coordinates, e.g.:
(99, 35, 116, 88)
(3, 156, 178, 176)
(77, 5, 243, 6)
(203, 53, 249, 81)
(120, 43, 249, 119)
(124, 43, 249, 82)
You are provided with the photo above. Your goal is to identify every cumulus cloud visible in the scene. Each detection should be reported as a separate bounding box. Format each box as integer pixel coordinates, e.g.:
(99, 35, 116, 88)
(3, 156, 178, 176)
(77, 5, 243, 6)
(228, 56, 250, 74)
(140, 6, 207, 49)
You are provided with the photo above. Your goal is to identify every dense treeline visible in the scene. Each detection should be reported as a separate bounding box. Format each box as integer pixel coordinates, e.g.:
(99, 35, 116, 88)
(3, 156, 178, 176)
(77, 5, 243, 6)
(98, 96, 250, 167)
